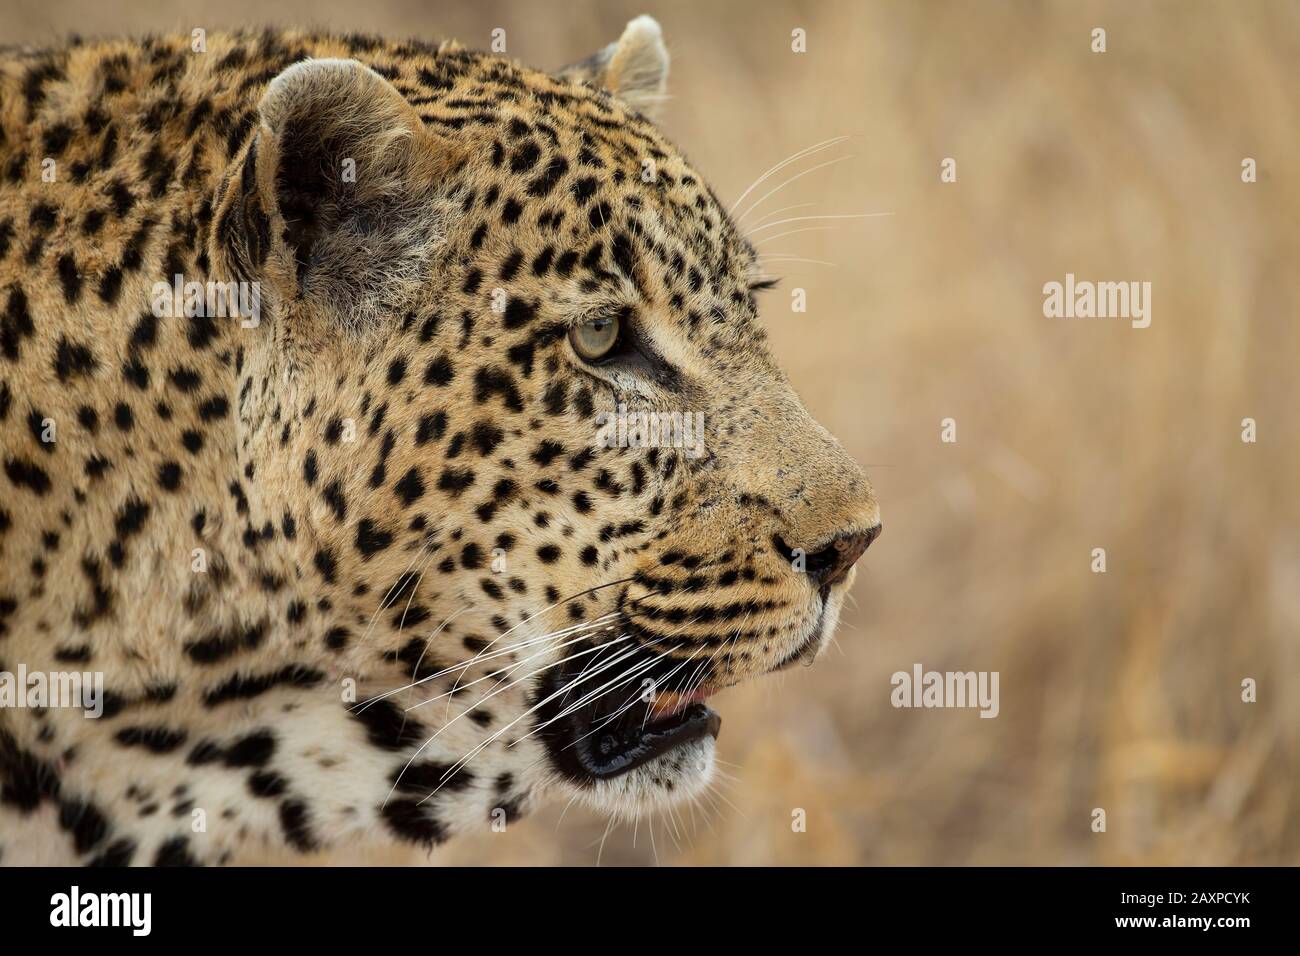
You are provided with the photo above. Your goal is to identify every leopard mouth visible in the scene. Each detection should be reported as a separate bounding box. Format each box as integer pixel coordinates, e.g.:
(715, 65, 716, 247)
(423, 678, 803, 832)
(533, 653, 722, 782)
(533, 579, 836, 783)
(570, 698, 721, 780)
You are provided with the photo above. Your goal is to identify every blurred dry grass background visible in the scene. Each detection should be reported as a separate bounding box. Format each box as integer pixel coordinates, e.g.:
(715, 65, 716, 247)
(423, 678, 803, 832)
(8, 0, 1298, 865)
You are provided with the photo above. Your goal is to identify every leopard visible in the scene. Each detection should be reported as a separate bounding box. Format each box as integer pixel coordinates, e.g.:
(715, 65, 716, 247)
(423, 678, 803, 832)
(0, 15, 880, 865)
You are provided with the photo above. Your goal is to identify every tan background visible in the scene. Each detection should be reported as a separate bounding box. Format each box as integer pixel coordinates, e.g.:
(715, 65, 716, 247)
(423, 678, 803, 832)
(8, 0, 1298, 865)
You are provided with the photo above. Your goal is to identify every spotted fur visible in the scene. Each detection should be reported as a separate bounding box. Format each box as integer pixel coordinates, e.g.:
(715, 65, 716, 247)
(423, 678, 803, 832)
(0, 17, 879, 865)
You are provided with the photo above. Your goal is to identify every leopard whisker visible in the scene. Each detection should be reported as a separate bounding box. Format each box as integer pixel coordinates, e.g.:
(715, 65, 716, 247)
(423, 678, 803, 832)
(595, 813, 617, 867)
(439, 608, 616, 723)
(353, 612, 617, 714)
(363, 580, 632, 713)
(754, 225, 845, 246)
(746, 201, 817, 231)
(728, 135, 850, 216)
(509, 631, 688, 783)
(411, 636, 653, 805)
(384, 634, 632, 807)
(521, 643, 661, 731)
(405, 621, 623, 717)
(572, 645, 705, 746)
(755, 254, 839, 263)
(408, 603, 469, 683)
(399, 616, 620, 713)
(748, 211, 890, 234)
(734, 154, 855, 225)
(354, 535, 436, 651)
(466, 577, 635, 662)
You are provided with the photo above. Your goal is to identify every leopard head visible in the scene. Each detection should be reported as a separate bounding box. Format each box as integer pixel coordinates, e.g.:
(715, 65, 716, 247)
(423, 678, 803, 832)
(210, 16, 879, 827)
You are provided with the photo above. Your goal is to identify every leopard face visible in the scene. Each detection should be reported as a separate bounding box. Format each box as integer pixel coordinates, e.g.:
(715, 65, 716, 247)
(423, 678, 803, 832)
(0, 17, 878, 863)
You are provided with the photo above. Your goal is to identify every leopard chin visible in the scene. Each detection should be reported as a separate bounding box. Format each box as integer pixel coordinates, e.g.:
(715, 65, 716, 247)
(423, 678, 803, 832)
(572, 736, 719, 819)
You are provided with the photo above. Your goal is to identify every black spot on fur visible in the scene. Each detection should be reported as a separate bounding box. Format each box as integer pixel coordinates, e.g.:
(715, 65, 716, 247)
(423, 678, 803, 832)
(279, 799, 319, 852)
(382, 799, 448, 847)
(0, 734, 61, 810)
(53, 337, 99, 381)
(157, 461, 182, 491)
(355, 518, 393, 557)
(502, 297, 536, 329)
(415, 410, 446, 445)
(114, 725, 187, 753)
(57, 254, 82, 303)
(473, 366, 524, 412)
(1, 287, 35, 361)
(393, 467, 425, 506)
(248, 771, 288, 798)
(184, 620, 266, 664)
(437, 467, 475, 497)
(510, 140, 541, 173)
(154, 835, 199, 866)
(202, 665, 325, 707)
(350, 699, 424, 752)
(222, 730, 276, 768)
(314, 547, 338, 583)
(87, 838, 137, 867)
(4, 457, 52, 495)
(391, 761, 475, 794)
(424, 354, 454, 386)
(197, 395, 229, 421)
(57, 799, 109, 854)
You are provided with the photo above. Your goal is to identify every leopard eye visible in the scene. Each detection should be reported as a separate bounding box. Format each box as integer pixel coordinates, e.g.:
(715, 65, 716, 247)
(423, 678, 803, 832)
(569, 314, 622, 363)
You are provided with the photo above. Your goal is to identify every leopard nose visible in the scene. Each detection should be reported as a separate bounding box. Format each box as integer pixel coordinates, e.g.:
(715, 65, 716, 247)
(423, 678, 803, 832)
(801, 524, 881, 588)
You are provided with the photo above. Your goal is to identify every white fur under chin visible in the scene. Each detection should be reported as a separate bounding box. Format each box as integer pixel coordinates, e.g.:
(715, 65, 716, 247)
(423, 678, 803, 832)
(567, 736, 718, 820)
(811, 588, 846, 661)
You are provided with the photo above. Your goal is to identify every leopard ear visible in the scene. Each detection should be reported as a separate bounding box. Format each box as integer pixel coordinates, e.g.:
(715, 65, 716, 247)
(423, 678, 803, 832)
(213, 58, 452, 332)
(558, 15, 669, 117)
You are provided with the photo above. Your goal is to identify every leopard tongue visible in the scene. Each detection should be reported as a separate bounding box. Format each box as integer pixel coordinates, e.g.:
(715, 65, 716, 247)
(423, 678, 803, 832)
(649, 688, 714, 722)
